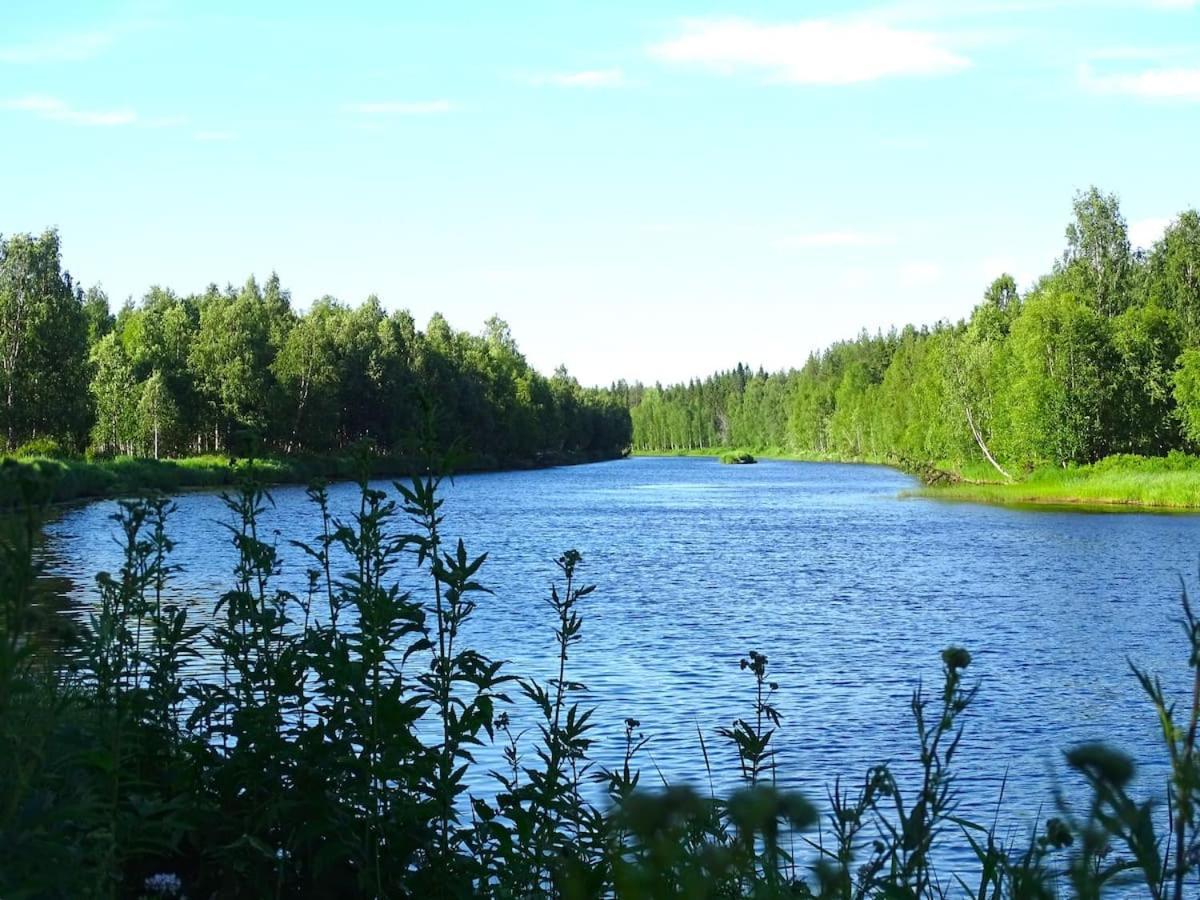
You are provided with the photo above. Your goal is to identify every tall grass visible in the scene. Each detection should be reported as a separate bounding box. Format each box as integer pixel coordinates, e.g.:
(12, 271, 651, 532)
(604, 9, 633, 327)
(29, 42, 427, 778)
(2, 458, 1200, 897)
(921, 452, 1200, 509)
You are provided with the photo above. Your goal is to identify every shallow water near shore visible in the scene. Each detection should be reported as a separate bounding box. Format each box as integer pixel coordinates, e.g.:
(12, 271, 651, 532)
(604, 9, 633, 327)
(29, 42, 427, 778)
(39, 455, 1200, 869)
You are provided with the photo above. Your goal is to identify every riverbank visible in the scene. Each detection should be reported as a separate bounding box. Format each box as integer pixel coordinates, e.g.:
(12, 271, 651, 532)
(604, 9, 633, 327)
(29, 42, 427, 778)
(1, 447, 627, 506)
(632, 446, 877, 464)
(633, 447, 1200, 510)
(917, 453, 1200, 510)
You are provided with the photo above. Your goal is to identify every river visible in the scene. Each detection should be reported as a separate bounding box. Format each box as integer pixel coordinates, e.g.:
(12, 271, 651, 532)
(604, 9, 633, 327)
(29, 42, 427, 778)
(40, 455, 1199, 865)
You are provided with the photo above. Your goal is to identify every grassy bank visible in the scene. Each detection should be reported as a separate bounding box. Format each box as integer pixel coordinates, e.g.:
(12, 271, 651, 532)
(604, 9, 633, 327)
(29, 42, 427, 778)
(918, 452, 1200, 510)
(634, 447, 1200, 511)
(1, 447, 626, 506)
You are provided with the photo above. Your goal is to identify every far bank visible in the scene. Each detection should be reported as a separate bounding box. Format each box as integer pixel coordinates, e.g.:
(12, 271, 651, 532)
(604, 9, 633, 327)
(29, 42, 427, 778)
(632, 448, 1200, 511)
(2, 448, 628, 508)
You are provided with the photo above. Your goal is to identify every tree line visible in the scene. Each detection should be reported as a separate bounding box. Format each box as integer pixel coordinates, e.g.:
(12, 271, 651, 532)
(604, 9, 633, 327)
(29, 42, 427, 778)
(629, 188, 1200, 473)
(0, 230, 630, 462)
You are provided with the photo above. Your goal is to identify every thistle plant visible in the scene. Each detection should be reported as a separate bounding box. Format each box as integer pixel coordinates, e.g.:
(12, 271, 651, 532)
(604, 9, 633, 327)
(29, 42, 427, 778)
(719, 649, 782, 787)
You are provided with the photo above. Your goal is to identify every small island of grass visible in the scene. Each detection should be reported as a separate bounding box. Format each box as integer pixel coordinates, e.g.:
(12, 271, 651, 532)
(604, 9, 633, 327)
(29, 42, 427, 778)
(719, 450, 757, 465)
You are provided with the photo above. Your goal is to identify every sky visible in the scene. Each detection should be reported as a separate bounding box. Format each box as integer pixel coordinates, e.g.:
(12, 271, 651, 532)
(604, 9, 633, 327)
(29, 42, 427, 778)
(2, 0, 1199, 386)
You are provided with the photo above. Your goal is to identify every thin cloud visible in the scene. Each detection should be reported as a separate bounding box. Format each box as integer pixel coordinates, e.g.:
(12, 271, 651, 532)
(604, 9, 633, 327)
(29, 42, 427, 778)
(777, 231, 895, 249)
(538, 69, 627, 87)
(1, 95, 136, 126)
(1080, 62, 1200, 99)
(649, 16, 969, 84)
(347, 100, 455, 114)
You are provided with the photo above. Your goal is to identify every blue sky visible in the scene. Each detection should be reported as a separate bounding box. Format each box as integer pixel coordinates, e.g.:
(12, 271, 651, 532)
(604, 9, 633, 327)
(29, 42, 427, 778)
(2, 0, 1198, 385)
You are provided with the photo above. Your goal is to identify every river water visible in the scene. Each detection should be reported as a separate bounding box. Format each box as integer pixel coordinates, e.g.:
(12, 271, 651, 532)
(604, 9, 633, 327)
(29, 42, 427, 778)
(40, 456, 1200, 868)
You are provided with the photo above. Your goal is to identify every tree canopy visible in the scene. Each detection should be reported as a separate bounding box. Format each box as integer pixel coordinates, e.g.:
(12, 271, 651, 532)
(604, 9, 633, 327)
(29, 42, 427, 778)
(629, 189, 1200, 471)
(0, 231, 630, 463)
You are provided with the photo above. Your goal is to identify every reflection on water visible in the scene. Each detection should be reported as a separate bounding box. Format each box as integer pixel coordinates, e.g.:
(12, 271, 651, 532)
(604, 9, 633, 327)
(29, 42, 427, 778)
(40, 456, 1200, 864)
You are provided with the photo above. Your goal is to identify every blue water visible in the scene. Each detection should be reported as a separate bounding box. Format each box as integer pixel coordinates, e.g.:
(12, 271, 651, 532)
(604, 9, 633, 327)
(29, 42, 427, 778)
(41, 456, 1200, 865)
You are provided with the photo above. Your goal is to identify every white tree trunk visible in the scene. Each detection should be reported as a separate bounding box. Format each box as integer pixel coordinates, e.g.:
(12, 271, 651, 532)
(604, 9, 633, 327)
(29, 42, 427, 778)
(964, 403, 1012, 482)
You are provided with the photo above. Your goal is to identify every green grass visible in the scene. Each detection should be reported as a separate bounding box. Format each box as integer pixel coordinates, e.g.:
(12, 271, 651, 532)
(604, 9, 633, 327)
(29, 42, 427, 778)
(0, 454, 252, 505)
(918, 452, 1200, 510)
(1, 447, 624, 507)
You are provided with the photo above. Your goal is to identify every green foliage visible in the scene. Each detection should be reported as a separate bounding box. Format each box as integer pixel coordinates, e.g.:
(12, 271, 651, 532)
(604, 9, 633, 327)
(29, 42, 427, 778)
(0, 230, 92, 452)
(1173, 349, 1200, 446)
(0, 233, 630, 464)
(11, 436, 65, 458)
(629, 189, 1200, 476)
(719, 450, 756, 465)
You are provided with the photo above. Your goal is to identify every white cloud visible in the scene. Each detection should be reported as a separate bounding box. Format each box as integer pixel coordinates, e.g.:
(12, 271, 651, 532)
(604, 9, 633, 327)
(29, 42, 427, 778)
(1129, 216, 1173, 248)
(649, 16, 968, 84)
(347, 100, 455, 114)
(899, 261, 942, 286)
(1, 95, 135, 126)
(1080, 63, 1200, 100)
(537, 68, 626, 88)
(776, 231, 895, 248)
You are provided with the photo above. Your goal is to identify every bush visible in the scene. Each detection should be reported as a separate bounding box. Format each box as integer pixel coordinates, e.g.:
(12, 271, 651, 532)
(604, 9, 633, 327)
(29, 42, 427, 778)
(720, 450, 757, 465)
(10, 436, 66, 459)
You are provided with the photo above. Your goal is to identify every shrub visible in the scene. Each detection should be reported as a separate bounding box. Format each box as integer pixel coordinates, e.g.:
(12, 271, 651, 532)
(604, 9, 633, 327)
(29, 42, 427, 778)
(720, 450, 757, 465)
(10, 436, 66, 458)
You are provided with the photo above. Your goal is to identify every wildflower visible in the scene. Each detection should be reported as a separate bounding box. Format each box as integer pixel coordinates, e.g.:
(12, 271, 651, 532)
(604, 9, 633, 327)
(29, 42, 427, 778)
(941, 646, 972, 672)
(143, 872, 184, 897)
(1042, 817, 1073, 849)
(1066, 742, 1135, 789)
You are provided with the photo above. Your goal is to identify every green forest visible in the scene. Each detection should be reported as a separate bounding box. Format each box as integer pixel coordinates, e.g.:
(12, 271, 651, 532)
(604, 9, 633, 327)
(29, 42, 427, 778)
(628, 188, 1200, 478)
(0, 231, 629, 466)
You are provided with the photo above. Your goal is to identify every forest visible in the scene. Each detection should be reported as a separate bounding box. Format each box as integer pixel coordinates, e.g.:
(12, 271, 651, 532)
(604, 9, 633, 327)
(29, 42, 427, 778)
(0, 231, 630, 466)
(628, 188, 1200, 478)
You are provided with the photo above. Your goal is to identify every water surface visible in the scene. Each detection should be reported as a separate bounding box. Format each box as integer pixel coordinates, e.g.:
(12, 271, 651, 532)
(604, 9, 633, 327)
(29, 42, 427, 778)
(42, 456, 1199, 857)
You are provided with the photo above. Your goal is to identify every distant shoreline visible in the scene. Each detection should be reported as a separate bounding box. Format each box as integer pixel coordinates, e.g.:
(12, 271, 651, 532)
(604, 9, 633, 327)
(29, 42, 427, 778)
(2, 448, 628, 508)
(631, 448, 1200, 512)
